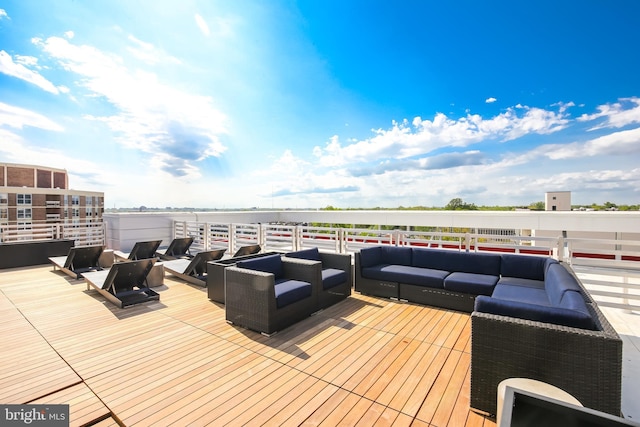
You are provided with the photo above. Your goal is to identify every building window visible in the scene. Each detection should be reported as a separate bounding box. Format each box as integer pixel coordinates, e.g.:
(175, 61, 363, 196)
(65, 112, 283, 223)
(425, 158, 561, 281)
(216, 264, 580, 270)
(17, 208, 32, 219)
(17, 194, 32, 205)
(72, 195, 79, 205)
(0, 193, 7, 205)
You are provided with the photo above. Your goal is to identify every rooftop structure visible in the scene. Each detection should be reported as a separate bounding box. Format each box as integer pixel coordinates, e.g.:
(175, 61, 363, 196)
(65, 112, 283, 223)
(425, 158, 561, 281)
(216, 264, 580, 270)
(0, 162, 104, 227)
(1, 210, 638, 425)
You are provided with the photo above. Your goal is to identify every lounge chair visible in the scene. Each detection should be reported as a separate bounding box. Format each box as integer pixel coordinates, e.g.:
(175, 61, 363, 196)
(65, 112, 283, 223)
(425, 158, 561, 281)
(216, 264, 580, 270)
(285, 247, 352, 311)
(233, 244, 261, 257)
(225, 254, 320, 335)
(114, 240, 162, 261)
(49, 245, 104, 279)
(156, 237, 194, 260)
(163, 249, 227, 286)
(82, 258, 159, 308)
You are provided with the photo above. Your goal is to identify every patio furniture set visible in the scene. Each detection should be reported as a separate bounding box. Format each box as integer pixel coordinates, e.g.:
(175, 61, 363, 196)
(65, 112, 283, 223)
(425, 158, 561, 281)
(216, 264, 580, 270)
(47, 240, 623, 420)
(355, 245, 622, 418)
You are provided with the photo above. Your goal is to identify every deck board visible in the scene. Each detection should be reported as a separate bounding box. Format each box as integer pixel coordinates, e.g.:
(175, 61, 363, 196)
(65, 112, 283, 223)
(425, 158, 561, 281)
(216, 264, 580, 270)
(0, 264, 498, 426)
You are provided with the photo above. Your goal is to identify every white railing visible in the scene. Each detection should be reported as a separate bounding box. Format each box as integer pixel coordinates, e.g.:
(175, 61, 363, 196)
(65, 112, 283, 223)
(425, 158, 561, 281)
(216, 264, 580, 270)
(0, 221, 106, 247)
(172, 220, 640, 311)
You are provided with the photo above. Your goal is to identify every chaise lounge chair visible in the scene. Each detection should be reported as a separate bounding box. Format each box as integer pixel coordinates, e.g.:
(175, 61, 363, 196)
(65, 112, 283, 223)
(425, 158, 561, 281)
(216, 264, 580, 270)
(114, 240, 162, 261)
(82, 258, 159, 308)
(233, 244, 261, 257)
(163, 248, 227, 286)
(156, 237, 194, 260)
(49, 245, 104, 279)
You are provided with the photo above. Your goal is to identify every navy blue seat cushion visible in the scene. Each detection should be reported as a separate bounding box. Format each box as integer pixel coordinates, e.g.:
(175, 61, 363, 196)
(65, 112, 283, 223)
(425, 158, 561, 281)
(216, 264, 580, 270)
(237, 254, 283, 279)
(491, 283, 550, 306)
(322, 268, 347, 289)
(496, 276, 545, 289)
(362, 264, 448, 288)
(286, 247, 321, 261)
(474, 295, 596, 330)
(444, 272, 498, 296)
(500, 254, 557, 281)
(545, 263, 583, 305)
(274, 279, 312, 309)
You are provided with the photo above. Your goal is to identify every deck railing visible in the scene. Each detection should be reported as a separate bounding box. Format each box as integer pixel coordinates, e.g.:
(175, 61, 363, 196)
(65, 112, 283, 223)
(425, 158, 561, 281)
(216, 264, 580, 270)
(172, 220, 640, 312)
(0, 220, 106, 247)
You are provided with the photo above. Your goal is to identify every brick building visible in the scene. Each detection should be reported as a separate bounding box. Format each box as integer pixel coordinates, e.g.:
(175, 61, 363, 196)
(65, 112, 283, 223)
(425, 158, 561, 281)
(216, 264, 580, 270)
(0, 163, 104, 226)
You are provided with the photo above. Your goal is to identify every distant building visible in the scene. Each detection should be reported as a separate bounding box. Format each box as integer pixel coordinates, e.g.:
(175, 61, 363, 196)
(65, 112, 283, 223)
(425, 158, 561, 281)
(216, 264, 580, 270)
(0, 163, 104, 227)
(545, 191, 571, 211)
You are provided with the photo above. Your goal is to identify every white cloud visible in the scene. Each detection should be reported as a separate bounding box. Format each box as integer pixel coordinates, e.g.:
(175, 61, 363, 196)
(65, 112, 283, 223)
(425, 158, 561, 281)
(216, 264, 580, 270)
(126, 35, 182, 65)
(485, 97, 497, 103)
(64, 31, 74, 39)
(0, 102, 64, 131)
(312, 105, 569, 167)
(33, 36, 228, 179)
(0, 9, 8, 19)
(577, 97, 640, 130)
(0, 50, 59, 94)
(195, 14, 210, 37)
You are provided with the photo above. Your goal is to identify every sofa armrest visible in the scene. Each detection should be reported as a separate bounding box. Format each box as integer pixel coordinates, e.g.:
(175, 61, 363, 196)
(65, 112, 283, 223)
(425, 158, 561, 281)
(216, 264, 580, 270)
(470, 309, 622, 417)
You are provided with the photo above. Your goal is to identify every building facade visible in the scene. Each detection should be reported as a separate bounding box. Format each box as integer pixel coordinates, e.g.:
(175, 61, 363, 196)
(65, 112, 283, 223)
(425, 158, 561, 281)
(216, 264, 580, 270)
(0, 163, 104, 227)
(545, 191, 571, 211)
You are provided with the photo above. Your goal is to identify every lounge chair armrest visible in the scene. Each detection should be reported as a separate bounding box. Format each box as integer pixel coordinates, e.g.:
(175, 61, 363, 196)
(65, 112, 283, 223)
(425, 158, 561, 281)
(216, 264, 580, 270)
(225, 266, 278, 313)
(319, 252, 352, 271)
(282, 258, 321, 283)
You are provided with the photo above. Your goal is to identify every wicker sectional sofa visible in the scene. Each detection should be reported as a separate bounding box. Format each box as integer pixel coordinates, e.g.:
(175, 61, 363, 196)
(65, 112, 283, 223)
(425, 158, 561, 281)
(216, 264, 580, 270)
(354, 245, 622, 417)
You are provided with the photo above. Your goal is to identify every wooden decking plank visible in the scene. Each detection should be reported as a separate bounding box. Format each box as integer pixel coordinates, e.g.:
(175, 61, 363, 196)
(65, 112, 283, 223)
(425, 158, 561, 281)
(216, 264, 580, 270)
(28, 382, 110, 427)
(431, 351, 472, 427)
(414, 348, 464, 424)
(1, 265, 515, 426)
(352, 335, 415, 398)
(119, 350, 264, 425)
(201, 367, 308, 425)
(242, 374, 321, 425)
(97, 337, 243, 411)
(399, 344, 452, 417)
(162, 362, 288, 426)
(375, 339, 434, 407)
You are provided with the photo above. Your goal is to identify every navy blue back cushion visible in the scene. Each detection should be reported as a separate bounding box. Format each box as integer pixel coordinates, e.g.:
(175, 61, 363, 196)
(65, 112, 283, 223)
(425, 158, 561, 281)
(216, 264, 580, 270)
(442, 251, 501, 276)
(500, 254, 550, 280)
(237, 254, 283, 279)
(287, 247, 321, 261)
(412, 248, 452, 270)
(359, 247, 382, 268)
(380, 246, 412, 266)
(545, 263, 583, 305)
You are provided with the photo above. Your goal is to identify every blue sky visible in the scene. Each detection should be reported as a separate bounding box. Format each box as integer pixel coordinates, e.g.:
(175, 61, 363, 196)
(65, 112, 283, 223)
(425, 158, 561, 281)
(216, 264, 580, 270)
(1, 0, 639, 209)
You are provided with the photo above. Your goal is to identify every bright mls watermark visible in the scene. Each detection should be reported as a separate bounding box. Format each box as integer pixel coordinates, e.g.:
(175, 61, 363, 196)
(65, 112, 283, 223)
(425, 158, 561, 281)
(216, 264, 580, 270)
(1, 405, 69, 426)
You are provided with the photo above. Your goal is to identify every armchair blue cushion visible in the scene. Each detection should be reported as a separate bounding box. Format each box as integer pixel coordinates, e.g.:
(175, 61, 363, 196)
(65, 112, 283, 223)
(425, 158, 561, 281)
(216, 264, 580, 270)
(286, 247, 322, 262)
(274, 279, 312, 309)
(237, 254, 283, 279)
(286, 247, 352, 309)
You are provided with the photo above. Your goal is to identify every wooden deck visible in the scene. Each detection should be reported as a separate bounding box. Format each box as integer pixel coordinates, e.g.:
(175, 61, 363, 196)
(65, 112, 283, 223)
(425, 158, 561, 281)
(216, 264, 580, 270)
(0, 265, 497, 427)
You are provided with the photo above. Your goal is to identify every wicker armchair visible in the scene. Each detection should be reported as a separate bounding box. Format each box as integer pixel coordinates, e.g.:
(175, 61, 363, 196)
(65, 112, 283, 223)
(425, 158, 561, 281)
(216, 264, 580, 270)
(225, 254, 321, 335)
(470, 266, 623, 417)
(285, 247, 352, 310)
